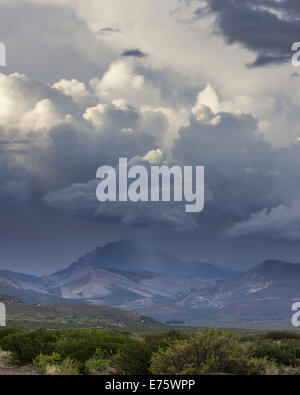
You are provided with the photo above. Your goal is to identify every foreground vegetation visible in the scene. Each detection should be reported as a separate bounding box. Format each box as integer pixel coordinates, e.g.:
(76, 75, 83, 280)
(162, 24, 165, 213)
(1, 327, 300, 375)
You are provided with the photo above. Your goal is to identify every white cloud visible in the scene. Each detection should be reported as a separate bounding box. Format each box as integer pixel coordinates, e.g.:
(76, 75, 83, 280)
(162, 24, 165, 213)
(227, 199, 300, 243)
(142, 149, 164, 164)
(53, 79, 96, 109)
(90, 60, 144, 99)
(0, 72, 77, 136)
(83, 103, 107, 128)
(193, 84, 221, 115)
(20, 99, 66, 133)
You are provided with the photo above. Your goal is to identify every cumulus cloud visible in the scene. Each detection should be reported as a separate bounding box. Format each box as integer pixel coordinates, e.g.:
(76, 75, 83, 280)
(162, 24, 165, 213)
(2, 64, 300, 238)
(172, 85, 300, 239)
(88, 60, 163, 108)
(0, 65, 171, 205)
(0, 72, 77, 136)
(53, 79, 96, 109)
(140, 149, 165, 164)
(91, 60, 145, 97)
(2, 0, 300, 242)
(193, 84, 221, 115)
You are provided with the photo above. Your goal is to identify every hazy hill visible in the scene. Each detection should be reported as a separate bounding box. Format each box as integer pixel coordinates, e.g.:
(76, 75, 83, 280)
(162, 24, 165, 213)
(0, 293, 24, 305)
(5, 302, 165, 331)
(52, 240, 239, 280)
(179, 260, 300, 320)
(0, 272, 62, 303)
(210, 260, 300, 303)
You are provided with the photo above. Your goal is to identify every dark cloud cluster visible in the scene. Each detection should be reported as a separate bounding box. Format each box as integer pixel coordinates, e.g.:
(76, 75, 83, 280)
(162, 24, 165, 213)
(44, 178, 198, 232)
(198, 0, 300, 67)
(97, 27, 121, 35)
(172, 102, 300, 241)
(0, 154, 32, 208)
(42, 92, 300, 240)
(122, 49, 148, 58)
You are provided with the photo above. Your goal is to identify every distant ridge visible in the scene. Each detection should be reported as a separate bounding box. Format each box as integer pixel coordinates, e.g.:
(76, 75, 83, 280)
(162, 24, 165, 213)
(180, 259, 300, 321)
(2, 242, 298, 326)
(0, 293, 24, 305)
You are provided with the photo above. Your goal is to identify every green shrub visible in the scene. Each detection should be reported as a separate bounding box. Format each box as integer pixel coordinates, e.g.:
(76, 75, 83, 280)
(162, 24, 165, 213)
(0, 329, 57, 364)
(111, 340, 155, 375)
(0, 328, 134, 371)
(0, 327, 24, 341)
(247, 357, 281, 375)
(110, 330, 186, 375)
(144, 330, 187, 349)
(34, 352, 62, 374)
(150, 328, 256, 375)
(57, 357, 80, 375)
(263, 331, 300, 341)
(34, 352, 80, 375)
(253, 340, 298, 366)
(86, 357, 108, 374)
(85, 347, 113, 374)
(54, 330, 135, 373)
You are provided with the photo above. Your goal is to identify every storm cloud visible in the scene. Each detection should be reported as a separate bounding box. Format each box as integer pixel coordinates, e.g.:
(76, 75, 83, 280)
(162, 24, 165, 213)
(1, 0, 300, 273)
(122, 49, 148, 58)
(198, 0, 300, 66)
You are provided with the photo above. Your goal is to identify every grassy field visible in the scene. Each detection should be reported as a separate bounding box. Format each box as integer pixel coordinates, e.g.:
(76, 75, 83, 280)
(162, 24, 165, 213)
(5, 302, 166, 332)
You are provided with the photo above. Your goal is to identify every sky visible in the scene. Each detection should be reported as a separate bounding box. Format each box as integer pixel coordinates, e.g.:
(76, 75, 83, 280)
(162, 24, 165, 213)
(1, 0, 300, 275)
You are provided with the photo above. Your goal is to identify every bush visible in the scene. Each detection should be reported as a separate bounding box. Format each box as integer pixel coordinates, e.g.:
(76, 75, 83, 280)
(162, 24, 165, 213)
(85, 348, 112, 374)
(34, 352, 62, 374)
(111, 340, 155, 375)
(86, 357, 108, 374)
(263, 331, 300, 341)
(0, 329, 57, 364)
(34, 353, 80, 375)
(0, 327, 24, 341)
(0, 328, 135, 371)
(54, 329, 135, 373)
(57, 357, 80, 375)
(150, 328, 257, 375)
(247, 357, 281, 375)
(110, 331, 186, 375)
(253, 340, 298, 366)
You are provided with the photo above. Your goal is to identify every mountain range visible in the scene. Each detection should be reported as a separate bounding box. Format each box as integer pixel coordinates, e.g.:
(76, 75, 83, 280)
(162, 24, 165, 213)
(0, 240, 299, 327)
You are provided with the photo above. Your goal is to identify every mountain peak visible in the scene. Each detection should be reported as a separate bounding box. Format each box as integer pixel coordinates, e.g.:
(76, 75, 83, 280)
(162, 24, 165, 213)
(251, 260, 298, 273)
(52, 240, 238, 280)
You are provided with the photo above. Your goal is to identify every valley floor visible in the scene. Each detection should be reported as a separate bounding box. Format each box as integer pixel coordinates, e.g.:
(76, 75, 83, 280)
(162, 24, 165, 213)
(0, 354, 37, 375)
